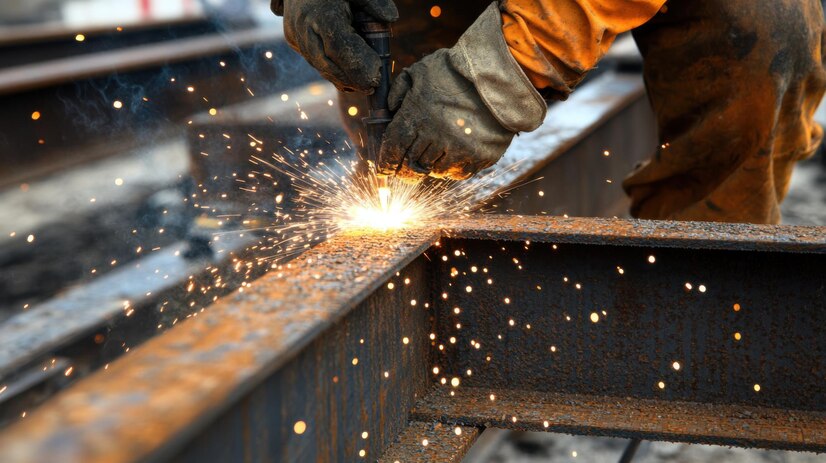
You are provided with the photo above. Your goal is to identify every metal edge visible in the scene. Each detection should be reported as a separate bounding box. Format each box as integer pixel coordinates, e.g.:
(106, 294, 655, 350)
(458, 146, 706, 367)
(442, 215, 826, 253)
(0, 227, 439, 463)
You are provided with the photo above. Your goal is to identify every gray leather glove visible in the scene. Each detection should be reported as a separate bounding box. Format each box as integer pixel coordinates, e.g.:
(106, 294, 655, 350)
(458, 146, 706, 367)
(273, 0, 398, 93)
(378, 2, 547, 181)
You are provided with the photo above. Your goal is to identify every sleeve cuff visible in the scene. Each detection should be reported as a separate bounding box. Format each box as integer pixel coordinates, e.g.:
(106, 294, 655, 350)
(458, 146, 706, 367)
(449, 2, 547, 133)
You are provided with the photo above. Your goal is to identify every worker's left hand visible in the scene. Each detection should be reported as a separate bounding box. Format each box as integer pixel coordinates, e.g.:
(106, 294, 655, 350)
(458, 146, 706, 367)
(378, 3, 547, 181)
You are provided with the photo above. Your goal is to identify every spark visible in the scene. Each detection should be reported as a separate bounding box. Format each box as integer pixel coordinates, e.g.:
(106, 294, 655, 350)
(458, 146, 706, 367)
(235, 145, 525, 253)
(293, 421, 307, 434)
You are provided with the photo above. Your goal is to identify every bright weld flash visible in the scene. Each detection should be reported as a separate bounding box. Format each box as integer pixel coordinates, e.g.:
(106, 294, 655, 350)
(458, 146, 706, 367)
(339, 183, 416, 231)
(378, 187, 391, 212)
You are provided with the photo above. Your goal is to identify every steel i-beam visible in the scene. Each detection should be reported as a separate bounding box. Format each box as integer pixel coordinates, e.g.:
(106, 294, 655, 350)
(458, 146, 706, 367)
(0, 216, 823, 463)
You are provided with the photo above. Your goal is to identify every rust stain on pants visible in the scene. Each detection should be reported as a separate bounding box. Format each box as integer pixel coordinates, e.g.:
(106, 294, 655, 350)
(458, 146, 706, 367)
(624, 0, 826, 223)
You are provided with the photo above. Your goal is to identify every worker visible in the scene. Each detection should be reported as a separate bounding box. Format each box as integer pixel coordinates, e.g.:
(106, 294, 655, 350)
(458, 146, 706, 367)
(272, 0, 826, 224)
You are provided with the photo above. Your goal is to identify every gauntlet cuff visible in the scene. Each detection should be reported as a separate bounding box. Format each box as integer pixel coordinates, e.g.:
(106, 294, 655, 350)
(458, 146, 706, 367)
(450, 2, 547, 133)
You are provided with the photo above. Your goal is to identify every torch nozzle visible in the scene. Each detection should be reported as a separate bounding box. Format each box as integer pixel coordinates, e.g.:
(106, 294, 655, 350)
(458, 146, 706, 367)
(378, 178, 390, 212)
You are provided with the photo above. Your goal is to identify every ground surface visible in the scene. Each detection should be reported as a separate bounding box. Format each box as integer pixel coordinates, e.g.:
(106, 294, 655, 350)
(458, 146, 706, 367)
(781, 160, 826, 226)
(471, 430, 825, 463)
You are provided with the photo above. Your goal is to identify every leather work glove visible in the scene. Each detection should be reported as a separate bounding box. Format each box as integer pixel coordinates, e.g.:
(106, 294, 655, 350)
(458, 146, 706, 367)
(378, 2, 547, 181)
(272, 0, 398, 93)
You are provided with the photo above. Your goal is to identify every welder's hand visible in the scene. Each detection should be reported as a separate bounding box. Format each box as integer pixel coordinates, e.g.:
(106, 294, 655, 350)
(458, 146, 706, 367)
(274, 0, 398, 93)
(378, 2, 547, 182)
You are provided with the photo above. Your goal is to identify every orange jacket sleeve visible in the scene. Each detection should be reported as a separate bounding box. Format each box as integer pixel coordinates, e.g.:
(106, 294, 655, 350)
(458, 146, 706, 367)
(501, 0, 666, 98)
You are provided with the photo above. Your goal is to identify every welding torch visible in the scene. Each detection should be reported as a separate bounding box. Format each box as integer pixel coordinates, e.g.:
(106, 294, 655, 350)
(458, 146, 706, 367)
(353, 8, 393, 196)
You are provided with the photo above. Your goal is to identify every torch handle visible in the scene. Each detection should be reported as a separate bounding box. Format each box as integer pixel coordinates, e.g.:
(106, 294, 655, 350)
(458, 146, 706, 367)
(353, 9, 393, 174)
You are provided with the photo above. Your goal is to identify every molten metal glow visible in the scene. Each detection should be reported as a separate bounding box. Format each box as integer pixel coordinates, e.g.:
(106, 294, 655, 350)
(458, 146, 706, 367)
(245, 150, 507, 235)
(202, 126, 529, 266)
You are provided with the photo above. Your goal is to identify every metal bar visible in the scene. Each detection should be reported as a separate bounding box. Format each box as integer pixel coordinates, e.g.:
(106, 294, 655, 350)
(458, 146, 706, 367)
(377, 422, 480, 463)
(618, 439, 642, 463)
(0, 28, 283, 95)
(442, 215, 826, 253)
(0, 216, 822, 462)
(410, 387, 826, 452)
(435, 218, 826, 413)
(0, 227, 439, 463)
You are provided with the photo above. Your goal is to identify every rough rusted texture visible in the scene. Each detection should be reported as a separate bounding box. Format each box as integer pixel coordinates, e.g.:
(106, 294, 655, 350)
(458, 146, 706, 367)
(0, 215, 823, 461)
(433, 234, 826, 412)
(442, 215, 826, 253)
(172, 255, 433, 463)
(0, 227, 438, 463)
(378, 422, 480, 463)
(411, 387, 826, 452)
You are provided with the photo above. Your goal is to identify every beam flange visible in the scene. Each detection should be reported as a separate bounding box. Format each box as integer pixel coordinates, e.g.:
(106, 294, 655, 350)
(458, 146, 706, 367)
(411, 387, 826, 452)
(378, 422, 481, 463)
(0, 216, 822, 462)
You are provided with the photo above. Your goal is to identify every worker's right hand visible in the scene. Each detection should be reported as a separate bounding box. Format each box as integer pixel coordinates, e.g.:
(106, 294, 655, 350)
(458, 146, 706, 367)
(275, 0, 398, 93)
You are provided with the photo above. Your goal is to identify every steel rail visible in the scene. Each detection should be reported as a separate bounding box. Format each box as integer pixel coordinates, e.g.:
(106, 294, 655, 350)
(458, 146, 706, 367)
(0, 28, 284, 95)
(0, 215, 822, 462)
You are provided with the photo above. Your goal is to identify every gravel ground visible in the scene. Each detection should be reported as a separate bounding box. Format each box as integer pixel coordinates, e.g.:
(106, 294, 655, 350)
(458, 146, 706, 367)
(472, 431, 826, 463)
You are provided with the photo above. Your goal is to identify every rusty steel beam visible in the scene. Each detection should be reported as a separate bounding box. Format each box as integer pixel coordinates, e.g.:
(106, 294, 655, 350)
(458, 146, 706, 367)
(411, 387, 826, 452)
(0, 226, 440, 463)
(377, 422, 480, 463)
(0, 215, 823, 462)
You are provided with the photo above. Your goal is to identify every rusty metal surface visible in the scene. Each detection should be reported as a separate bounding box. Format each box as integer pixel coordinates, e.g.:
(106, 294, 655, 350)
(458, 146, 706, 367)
(377, 422, 481, 463)
(0, 227, 438, 463)
(432, 227, 826, 412)
(442, 215, 826, 253)
(0, 215, 823, 461)
(411, 387, 826, 452)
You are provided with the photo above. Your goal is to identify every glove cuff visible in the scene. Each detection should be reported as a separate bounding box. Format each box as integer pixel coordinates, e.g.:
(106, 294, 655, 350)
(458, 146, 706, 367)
(450, 2, 547, 133)
(271, 0, 284, 15)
